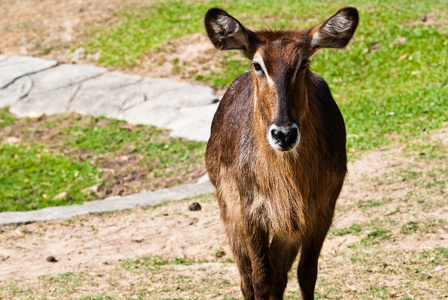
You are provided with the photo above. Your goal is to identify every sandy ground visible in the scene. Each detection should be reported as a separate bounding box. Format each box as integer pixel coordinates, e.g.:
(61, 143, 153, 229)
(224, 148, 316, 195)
(1, 127, 447, 281)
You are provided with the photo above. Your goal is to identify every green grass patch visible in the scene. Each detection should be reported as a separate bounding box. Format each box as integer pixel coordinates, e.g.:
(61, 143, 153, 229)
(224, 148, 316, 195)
(401, 221, 419, 234)
(330, 223, 363, 237)
(0, 108, 17, 129)
(78, 0, 448, 157)
(0, 110, 206, 212)
(0, 143, 101, 211)
(61, 116, 205, 172)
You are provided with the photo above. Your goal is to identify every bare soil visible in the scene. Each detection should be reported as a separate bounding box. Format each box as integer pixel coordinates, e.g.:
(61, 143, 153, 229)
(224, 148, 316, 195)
(1, 128, 447, 282)
(0, 0, 147, 59)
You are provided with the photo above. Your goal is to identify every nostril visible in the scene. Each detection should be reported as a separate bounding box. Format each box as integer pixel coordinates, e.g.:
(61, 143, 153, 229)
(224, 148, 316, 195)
(285, 128, 298, 145)
(271, 129, 286, 146)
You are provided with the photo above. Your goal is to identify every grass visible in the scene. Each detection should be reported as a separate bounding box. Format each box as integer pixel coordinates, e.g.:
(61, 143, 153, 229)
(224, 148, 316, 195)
(2, 0, 447, 209)
(0, 109, 206, 212)
(78, 0, 448, 157)
(0, 143, 101, 211)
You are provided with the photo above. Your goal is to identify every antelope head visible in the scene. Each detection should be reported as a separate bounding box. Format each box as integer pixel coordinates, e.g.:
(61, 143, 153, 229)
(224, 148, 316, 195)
(205, 7, 358, 152)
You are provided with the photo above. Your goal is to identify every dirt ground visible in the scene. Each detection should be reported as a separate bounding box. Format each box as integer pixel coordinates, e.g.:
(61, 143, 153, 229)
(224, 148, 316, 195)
(1, 127, 447, 282)
(0, 0, 145, 58)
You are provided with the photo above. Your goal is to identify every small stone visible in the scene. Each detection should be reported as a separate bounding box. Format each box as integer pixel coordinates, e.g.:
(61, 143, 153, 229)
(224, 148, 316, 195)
(53, 192, 67, 200)
(69, 47, 86, 61)
(4, 137, 19, 144)
(188, 202, 202, 211)
(81, 184, 100, 194)
(47, 256, 58, 263)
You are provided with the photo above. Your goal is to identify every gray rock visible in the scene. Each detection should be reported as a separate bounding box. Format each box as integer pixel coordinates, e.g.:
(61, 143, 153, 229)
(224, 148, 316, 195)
(0, 181, 214, 226)
(122, 92, 146, 111)
(131, 78, 217, 107)
(81, 71, 141, 90)
(168, 104, 218, 141)
(70, 87, 145, 119)
(122, 101, 218, 141)
(0, 56, 57, 89)
(151, 85, 217, 108)
(30, 64, 107, 93)
(0, 76, 32, 108)
(134, 77, 190, 99)
(121, 101, 180, 128)
(10, 84, 79, 117)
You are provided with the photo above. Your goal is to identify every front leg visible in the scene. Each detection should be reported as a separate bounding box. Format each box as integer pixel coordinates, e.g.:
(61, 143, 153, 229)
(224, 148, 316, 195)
(269, 235, 300, 300)
(244, 217, 273, 300)
(297, 231, 328, 300)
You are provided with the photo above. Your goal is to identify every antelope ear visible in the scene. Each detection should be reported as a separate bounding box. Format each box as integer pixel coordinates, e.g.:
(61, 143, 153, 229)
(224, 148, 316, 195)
(309, 7, 359, 50)
(204, 8, 257, 59)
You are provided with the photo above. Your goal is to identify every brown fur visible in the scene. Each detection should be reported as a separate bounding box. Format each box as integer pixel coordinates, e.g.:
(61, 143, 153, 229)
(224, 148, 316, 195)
(204, 7, 358, 300)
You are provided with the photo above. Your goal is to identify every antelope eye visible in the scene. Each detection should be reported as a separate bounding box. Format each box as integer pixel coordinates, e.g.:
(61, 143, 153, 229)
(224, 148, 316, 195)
(253, 62, 263, 72)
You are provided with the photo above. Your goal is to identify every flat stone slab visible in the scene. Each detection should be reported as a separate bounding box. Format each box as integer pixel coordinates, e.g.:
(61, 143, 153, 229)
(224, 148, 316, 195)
(0, 76, 32, 108)
(70, 87, 145, 119)
(122, 100, 182, 128)
(81, 71, 141, 90)
(169, 104, 219, 141)
(131, 78, 217, 108)
(0, 56, 219, 141)
(10, 84, 80, 117)
(0, 181, 214, 226)
(0, 56, 57, 89)
(30, 64, 107, 93)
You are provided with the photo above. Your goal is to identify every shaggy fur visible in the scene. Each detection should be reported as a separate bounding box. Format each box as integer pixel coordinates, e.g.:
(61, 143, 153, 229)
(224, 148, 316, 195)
(205, 7, 358, 300)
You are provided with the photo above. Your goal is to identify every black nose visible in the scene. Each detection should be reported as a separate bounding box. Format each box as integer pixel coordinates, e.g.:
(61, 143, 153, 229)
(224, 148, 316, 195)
(271, 127, 298, 149)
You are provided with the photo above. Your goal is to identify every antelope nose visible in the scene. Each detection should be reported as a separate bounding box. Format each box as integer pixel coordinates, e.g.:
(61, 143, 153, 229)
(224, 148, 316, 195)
(269, 125, 299, 151)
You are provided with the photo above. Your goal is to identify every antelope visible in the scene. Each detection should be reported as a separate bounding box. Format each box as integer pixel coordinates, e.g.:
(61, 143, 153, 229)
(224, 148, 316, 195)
(204, 7, 358, 300)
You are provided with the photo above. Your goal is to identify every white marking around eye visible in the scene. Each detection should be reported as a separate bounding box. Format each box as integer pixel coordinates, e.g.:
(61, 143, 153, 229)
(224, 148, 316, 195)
(252, 53, 275, 87)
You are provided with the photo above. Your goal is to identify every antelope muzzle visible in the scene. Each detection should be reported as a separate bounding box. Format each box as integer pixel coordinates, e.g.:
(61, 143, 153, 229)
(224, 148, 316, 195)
(268, 123, 300, 152)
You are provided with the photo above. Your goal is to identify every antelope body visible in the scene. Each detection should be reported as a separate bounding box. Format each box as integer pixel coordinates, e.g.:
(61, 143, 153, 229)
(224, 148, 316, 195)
(204, 7, 358, 300)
